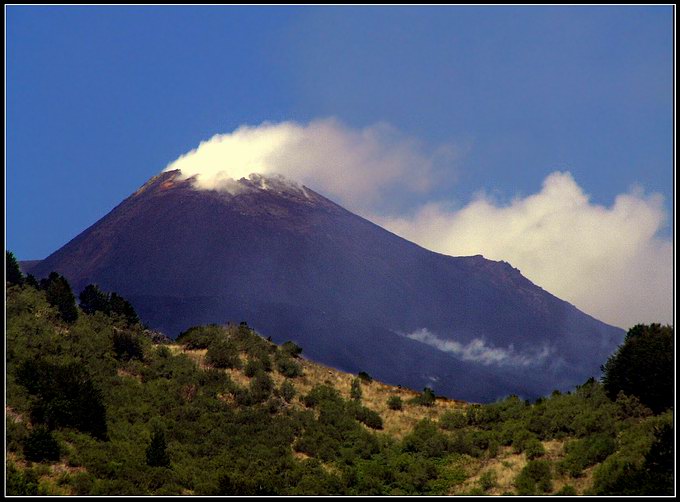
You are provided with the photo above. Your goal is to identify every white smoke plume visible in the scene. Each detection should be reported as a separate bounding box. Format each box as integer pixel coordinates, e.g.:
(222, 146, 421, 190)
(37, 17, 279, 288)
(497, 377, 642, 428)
(164, 118, 452, 213)
(402, 328, 552, 367)
(165, 120, 673, 329)
(381, 172, 673, 329)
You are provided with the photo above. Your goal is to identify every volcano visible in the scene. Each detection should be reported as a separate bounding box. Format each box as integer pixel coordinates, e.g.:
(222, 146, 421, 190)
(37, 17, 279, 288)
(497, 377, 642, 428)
(25, 170, 624, 401)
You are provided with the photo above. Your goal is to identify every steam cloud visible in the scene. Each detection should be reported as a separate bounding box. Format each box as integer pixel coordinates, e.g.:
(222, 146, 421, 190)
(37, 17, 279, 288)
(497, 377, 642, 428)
(165, 118, 451, 213)
(165, 120, 672, 329)
(402, 328, 552, 367)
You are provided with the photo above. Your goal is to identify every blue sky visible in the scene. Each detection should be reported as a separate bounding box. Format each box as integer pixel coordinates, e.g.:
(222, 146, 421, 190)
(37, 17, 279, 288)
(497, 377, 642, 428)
(5, 6, 674, 327)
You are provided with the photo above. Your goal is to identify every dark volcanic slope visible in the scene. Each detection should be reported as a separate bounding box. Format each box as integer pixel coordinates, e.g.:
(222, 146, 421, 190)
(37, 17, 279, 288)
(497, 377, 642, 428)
(29, 170, 624, 401)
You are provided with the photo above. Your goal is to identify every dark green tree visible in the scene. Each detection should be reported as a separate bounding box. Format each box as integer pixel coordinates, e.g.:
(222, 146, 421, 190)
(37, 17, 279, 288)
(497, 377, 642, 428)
(22, 425, 61, 462)
(16, 359, 108, 440)
(109, 292, 140, 325)
(146, 427, 171, 468)
(79, 284, 110, 315)
(601, 324, 673, 414)
(6, 251, 24, 285)
(112, 329, 144, 361)
(40, 272, 78, 323)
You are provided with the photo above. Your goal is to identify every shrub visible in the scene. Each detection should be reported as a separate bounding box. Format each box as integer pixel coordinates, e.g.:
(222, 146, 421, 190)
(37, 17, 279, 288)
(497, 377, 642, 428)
(350, 378, 362, 400)
(439, 411, 467, 430)
(281, 341, 302, 358)
(387, 396, 403, 411)
(22, 426, 61, 462)
(176, 324, 224, 350)
(275, 355, 302, 378)
(279, 380, 296, 403)
(524, 438, 546, 460)
(514, 460, 552, 495)
(409, 387, 436, 407)
(350, 402, 383, 430)
(478, 470, 497, 492)
(358, 371, 373, 383)
(206, 338, 241, 369)
(112, 329, 144, 361)
(555, 485, 577, 495)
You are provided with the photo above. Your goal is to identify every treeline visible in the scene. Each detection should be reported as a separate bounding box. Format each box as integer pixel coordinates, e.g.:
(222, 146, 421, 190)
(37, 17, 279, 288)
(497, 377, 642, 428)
(4, 250, 674, 495)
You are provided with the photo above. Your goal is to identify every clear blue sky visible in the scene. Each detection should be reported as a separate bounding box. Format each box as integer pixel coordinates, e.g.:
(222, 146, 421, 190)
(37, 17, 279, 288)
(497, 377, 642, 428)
(6, 5, 674, 259)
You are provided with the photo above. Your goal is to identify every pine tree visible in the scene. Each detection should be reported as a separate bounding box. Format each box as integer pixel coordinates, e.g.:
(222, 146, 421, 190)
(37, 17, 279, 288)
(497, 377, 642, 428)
(79, 284, 110, 315)
(6, 251, 24, 286)
(146, 427, 171, 468)
(41, 272, 78, 323)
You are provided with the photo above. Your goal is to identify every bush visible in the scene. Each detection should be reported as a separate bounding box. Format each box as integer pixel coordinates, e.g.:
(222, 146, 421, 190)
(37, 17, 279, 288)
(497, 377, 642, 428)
(555, 485, 577, 495)
(409, 388, 436, 407)
(275, 355, 302, 378)
(176, 324, 224, 350)
(350, 402, 383, 430)
(279, 380, 296, 403)
(514, 460, 552, 495)
(23, 426, 61, 462)
(387, 396, 403, 411)
(350, 378, 362, 401)
(439, 411, 467, 430)
(206, 338, 241, 369)
(358, 371, 373, 383)
(559, 434, 616, 477)
(281, 341, 302, 358)
(112, 329, 144, 361)
(524, 438, 545, 460)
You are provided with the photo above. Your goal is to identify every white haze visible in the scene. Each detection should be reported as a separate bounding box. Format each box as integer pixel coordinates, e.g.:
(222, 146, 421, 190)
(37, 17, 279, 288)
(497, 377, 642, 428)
(164, 120, 673, 329)
(402, 328, 552, 367)
(165, 118, 448, 213)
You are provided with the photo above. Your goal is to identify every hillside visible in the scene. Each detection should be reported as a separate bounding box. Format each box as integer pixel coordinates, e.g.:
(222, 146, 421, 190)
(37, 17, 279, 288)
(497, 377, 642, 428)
(5, 278, 673, 496)
(22, 169, 625, 403)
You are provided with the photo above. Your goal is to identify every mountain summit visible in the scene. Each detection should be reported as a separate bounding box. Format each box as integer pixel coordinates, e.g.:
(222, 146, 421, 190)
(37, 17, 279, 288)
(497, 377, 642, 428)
(26, 169, 624, 401)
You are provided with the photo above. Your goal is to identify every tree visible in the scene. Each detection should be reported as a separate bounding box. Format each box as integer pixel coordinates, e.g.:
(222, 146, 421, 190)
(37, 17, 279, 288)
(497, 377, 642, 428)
(40, 272, 78, 323)
(79, 284, 110, 315)
(109, 292, 140, 325)
(6, 251, 24, 286)
(112, 329, 144, 361)
(146, 427, 171, 468)
(22, 425, 61, 462)
(601, 324, 673, 414)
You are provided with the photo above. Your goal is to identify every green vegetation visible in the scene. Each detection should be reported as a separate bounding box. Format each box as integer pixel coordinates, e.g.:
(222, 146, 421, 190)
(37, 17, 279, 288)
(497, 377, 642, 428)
(4, 270, 674, 496)
(602, 323, 673, 414)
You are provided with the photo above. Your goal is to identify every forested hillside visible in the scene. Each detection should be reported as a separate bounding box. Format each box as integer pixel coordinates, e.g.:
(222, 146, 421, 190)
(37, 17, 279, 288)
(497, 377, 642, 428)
(4, 252, 674, 495)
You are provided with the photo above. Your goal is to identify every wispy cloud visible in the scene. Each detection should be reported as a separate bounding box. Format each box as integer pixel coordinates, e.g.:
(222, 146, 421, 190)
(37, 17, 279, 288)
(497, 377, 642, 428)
(401, 328, 552, 367)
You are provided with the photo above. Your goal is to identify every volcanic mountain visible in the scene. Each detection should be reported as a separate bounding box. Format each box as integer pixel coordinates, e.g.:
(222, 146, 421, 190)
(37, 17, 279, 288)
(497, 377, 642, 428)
(26, 170, 624, 401)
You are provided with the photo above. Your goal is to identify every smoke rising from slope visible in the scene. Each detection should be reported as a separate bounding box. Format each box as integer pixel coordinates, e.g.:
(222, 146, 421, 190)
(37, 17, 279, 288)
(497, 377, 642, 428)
(165, 120, 672, 329)
(165, 118, 449, 213)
